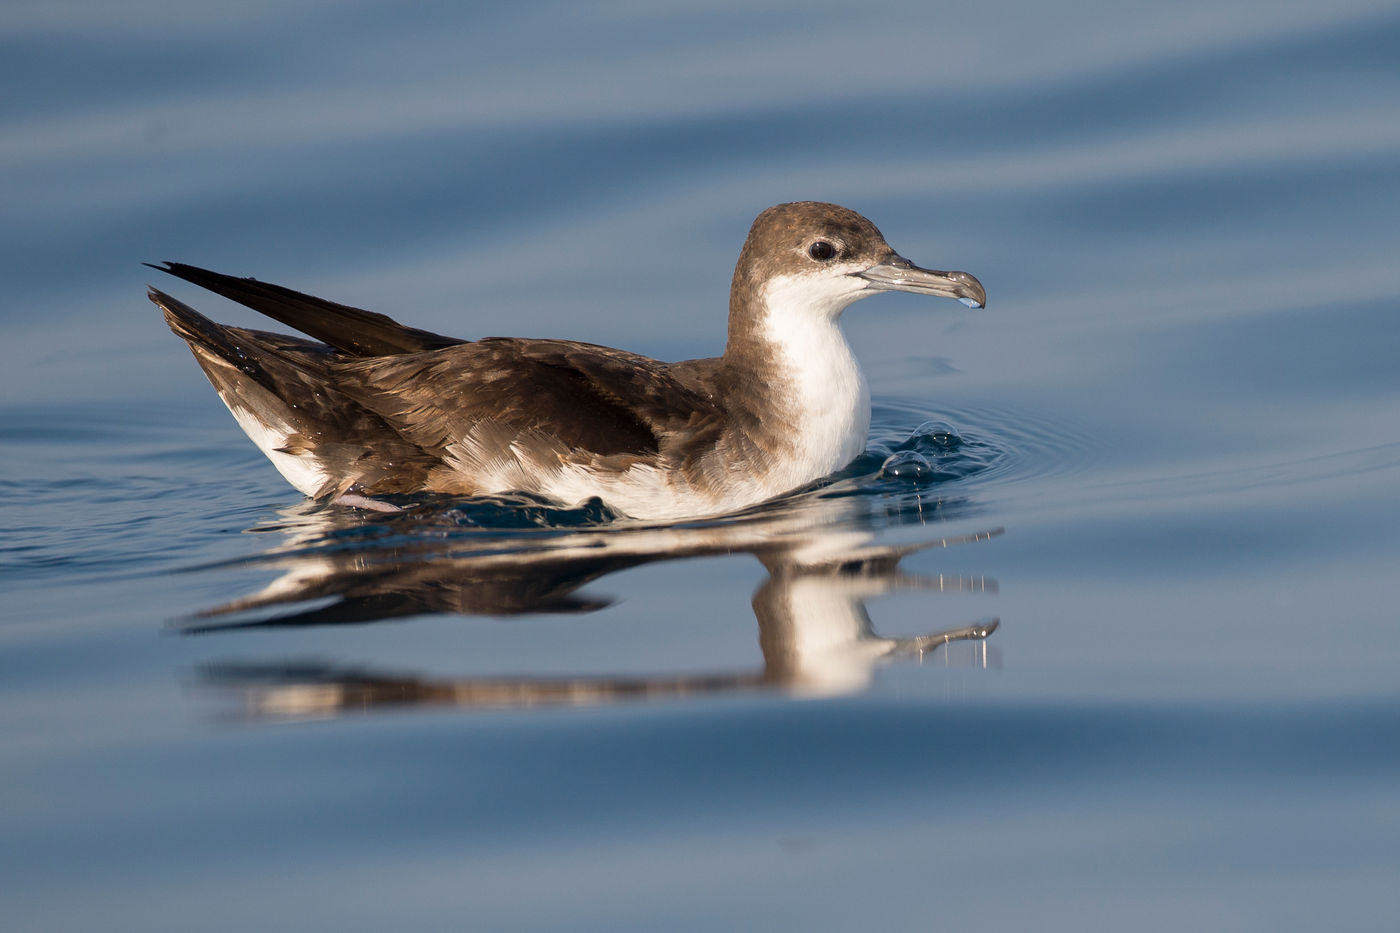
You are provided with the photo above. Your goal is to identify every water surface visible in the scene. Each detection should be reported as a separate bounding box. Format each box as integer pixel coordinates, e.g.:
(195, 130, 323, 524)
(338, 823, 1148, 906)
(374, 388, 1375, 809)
(3, 2, 1400, 930)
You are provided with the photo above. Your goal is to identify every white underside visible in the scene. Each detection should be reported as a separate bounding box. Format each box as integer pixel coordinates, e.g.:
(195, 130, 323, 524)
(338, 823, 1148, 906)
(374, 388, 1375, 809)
(188, 345, 335, 498)
(531, 461, 777, 521)
(224, 402, 330, 497)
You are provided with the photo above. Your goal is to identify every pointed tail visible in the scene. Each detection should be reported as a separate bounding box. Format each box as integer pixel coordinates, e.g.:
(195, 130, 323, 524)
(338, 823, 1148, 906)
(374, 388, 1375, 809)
(146, 261, 463, 357)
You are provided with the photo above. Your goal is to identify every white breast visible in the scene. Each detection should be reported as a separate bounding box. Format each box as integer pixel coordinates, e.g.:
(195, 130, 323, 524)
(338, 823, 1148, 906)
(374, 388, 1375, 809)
(756, 272, 872, 488)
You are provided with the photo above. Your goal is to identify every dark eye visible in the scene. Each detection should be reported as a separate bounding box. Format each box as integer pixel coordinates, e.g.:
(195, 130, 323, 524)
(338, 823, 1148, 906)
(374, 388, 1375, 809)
(808, 240, 837, 262)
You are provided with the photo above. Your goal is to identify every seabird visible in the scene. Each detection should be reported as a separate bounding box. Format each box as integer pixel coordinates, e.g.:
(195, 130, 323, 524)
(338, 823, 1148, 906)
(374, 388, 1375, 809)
(149, 201, 985, 520)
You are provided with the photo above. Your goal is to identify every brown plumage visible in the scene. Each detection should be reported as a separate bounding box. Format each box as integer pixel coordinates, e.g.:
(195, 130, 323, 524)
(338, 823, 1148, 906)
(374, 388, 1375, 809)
(151, 202, 985, 518)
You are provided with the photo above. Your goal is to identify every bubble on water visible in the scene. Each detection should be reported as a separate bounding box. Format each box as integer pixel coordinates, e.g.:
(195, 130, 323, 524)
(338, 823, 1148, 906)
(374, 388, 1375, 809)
(880, 450, 934, 482)
(909, 420, 962, 450)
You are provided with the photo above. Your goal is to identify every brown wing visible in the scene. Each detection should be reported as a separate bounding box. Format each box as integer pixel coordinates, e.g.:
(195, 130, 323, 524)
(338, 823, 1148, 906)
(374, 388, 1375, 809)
(152, 264, 729, 499)
(333, 338, 724, 460)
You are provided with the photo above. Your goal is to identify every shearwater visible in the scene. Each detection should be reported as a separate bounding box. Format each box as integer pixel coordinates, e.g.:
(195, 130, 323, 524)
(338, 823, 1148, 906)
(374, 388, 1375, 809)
(149, 201, 985, 520)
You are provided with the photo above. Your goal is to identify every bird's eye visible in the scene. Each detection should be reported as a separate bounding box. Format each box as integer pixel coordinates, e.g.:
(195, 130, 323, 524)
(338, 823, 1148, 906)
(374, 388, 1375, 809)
(807, 240, 837, 262)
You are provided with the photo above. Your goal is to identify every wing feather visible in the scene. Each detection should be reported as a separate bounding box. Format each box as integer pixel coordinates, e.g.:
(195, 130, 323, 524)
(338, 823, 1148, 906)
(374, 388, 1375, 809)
(334, 338, 723, 460)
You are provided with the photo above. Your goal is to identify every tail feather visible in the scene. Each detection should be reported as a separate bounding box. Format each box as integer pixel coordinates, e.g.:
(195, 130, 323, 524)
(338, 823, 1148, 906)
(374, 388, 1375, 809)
(149, 287, 436, 498)
(146, 261, 463, 357)
(152, 286, 285, 393)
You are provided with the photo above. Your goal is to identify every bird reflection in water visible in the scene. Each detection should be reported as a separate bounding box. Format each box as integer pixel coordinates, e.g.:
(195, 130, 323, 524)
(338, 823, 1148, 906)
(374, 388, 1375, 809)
(188, 490, 1001, 718)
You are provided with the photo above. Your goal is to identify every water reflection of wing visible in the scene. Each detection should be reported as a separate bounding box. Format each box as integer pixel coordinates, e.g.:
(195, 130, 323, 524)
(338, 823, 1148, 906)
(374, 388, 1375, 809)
(186, 494, 997, 631)
(191, 494, 1003, 717)
(185, 551, 630, 630)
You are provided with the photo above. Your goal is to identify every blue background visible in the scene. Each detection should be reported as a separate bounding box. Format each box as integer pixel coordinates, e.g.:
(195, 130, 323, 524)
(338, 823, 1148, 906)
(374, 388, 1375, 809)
(3, 2, 1400, 929)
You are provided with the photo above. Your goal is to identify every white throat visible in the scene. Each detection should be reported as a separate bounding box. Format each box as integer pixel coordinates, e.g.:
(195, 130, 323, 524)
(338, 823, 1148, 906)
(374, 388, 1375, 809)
(758, 273, 873, 484)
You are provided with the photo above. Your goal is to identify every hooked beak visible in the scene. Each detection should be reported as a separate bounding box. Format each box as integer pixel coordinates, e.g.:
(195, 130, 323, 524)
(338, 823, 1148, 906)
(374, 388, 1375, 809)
(853, 255, 986, 309)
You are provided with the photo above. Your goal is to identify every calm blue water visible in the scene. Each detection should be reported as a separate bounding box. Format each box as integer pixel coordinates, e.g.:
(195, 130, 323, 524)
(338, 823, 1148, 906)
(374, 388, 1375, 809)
(4, 1, 1400, 929)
